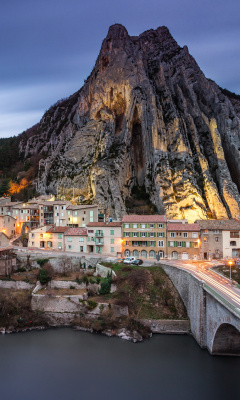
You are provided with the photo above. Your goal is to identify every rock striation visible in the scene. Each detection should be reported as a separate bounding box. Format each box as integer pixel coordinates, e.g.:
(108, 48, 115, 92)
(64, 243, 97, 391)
(19, 24, 240, 222)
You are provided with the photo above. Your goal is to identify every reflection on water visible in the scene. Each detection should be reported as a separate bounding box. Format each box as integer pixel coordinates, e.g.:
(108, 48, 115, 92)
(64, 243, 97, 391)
(0, 329, 240, 400)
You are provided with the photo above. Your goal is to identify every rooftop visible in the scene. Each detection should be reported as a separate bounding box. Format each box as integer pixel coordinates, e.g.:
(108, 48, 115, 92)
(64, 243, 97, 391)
(87, 222, 122, 227)
(65, 228, 87, 236)
(122, 215, 167, 223)
(195, 219, 240, 230)
(67, 204, 98, 210)
(167, 223, 200, 231)
(47, 226, 69, 233)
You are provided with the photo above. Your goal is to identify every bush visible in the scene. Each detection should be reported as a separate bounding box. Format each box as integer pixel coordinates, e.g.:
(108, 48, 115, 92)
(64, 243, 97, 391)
(70, 285, 75, 290)
(99, 279, 111, 295)
(96, 277, 101, 284)
(39, 268, 52, 285)
(87, 300, 98, 310)
(83, 275, 89, 285)
(89, 278, 95, 284)
(17, 267, 26, 272)
(37, 259, 49, 268)
(75, 277, 83, 284)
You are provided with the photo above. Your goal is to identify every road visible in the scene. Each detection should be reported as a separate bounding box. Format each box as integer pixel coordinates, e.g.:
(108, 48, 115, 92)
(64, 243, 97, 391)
(162, 260, 240, 311)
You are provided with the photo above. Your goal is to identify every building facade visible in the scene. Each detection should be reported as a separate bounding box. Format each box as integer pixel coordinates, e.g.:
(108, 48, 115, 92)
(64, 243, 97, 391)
(0, 215, 16, 238)
(86, 222, 122, 256)
(167, 223, 200, 260)
(122, 215, 167, 259)
(66, 205, 98, 228)
(64, 228, 87, 253)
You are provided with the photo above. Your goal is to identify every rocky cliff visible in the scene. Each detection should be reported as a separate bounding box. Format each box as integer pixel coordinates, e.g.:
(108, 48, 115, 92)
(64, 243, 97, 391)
(19, 24, 240, 222)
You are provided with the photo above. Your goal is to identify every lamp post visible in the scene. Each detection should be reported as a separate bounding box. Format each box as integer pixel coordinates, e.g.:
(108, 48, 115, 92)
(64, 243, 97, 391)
(229, 260, 232, 283)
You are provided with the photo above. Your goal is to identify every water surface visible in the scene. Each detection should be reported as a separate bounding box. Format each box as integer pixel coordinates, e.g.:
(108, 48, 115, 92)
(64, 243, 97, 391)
(0, 329, 239, 400)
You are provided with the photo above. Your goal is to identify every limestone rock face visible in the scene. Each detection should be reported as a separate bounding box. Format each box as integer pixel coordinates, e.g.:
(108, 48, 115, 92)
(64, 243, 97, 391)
(20, 24, 240, 221)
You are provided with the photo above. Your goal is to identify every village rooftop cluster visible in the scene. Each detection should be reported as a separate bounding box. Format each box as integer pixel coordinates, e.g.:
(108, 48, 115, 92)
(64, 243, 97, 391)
(1, 195, 240, 267)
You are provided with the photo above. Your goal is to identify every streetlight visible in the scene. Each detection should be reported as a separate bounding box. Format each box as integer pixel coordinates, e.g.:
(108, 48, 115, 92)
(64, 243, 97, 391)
(229, 260, 232, 283)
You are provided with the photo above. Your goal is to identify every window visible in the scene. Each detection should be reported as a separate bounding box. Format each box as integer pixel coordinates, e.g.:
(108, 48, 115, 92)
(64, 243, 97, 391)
(125, 241, 129, 246)
(141, 224, 146, 228)
(88, 230, 94, 234)
(124, 224, 130, 228)
(194, 242, 199, 248)
(133, 223, 138, 228)
(40, 234, 43, 238)
(158, 224, 163, 228)
(203, 230, 208, 233)
(55, 206, 59, 210)
(110, 230, 114, 235)
(230, 241, 237, 246)
(133, 232, 138, 237)
(150, 241, 155, 247)
(183, 232, 188, 238)
(74, 211, 77, 216)
(32, 233, 35, 238)
(141, 232, 146, 237)
(186, 242, 190, 248)
(150, 232, 155, 237)
(61, 213, 64, 217)
(58, 234, 62, 239)
(149, 250, 156, 258)
(111, 239, 114, 244)
(230, 232, 240, 238)
(125, 232, 130, 237)
(141, 241, 147, 246)
(68, 245, 72, 250)
(68, 211, 71, 215)
(214, 230, 219, 234)
(67, 237, 72, 242)
(158, 240, 164, 247)
(111, 247, 114, 253)
(170, 241, 174, 247)
(177, 232, 182, 236)
(58, 242, 62, 249)
(32, 242, 34, 246)
(82, 218, 84, 221)
(90, 210, 93, 222)
(203, 237, 207, 242)
(178, 242, 182, 247)
(79, 237, 84, 242)
(47, 241, 52, 248)
(192, 232, 198, 238)
(170, 232, 175, 238)
(149, 224, 154, 228)
(215, 237, 219, 242)
(158, 232, 164, 237)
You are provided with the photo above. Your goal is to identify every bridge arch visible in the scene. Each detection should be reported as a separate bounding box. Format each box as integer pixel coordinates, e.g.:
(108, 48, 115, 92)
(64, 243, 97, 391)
(212, 323, 240, 355)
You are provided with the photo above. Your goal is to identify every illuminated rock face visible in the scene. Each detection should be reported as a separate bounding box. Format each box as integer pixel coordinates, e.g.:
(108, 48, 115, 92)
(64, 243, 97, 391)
(22, 24, 240, 221)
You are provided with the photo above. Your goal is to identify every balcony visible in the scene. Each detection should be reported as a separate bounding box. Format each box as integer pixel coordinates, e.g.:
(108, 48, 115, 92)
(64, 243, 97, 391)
(95, 232, 104, 238)
(96, 240, 104, 246)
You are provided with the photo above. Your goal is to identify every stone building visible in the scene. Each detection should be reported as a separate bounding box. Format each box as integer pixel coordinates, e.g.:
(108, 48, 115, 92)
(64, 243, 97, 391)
(0, 215, 16, 238)
(86, 222, 122, 256)
(167, 222, 200, 260)
(122, 215, 167, 260)
(0, 247, 16, 276)
(64, 228, 87, 253)
(66, 205, 98, 228)
(196, 220, 240, 259)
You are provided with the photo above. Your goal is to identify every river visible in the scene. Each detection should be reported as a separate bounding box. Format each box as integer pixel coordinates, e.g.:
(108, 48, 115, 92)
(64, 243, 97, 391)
(0, 328, 239, 400)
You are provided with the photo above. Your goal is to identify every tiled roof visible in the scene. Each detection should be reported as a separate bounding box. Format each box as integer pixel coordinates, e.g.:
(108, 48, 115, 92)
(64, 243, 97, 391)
(47, 226, 69, 233)
(40, 201, 72, 206)
(65, 228, 87, 236)
(0, 246, 13, 252)
(167, 223, 200, 231)
(1, 202, 22, 207)
(122, 215, 167, 223)
(195, 219, 240, 230)
(67, 205, 98, 210)
(87, 222, 122, 227)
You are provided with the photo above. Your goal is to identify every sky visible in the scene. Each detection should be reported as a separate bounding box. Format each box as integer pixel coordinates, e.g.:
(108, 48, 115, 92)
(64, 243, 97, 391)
(0, 0, 240, 138)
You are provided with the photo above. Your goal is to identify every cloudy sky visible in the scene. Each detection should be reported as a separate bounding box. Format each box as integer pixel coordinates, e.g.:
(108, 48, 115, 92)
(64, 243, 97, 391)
(1, 0, 239, 138)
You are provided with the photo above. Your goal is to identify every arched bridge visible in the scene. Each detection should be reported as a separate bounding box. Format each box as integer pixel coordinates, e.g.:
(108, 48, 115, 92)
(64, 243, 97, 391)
(162, 264, 240, 355)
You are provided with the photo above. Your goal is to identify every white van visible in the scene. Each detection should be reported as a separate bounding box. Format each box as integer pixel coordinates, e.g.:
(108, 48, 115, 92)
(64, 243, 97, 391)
(123, 257, 136, 264)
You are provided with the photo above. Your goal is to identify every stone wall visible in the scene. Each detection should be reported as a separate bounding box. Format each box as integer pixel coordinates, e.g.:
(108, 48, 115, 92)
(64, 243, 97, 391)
(139, 319, 190, 334)
(161, 264, 207, 347)
(0, 280, 34, 290)
(94, 263, 116, 279)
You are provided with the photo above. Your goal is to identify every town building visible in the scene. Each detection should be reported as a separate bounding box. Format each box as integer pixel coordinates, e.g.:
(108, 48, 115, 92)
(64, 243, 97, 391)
(39, 201, 72, 226)
(86, 222, 122, 256)
(0, 215, 16, 238)
(44, 226, 69, 250)
(0, 247, 16, 276)
(167, 222, 200, 260)
(66, 205, 98, 228)
(196, 220, 240, 259)
(28, 226, 52, 248)
(122, 215, 167, 259)
(64, 228, 87, 253)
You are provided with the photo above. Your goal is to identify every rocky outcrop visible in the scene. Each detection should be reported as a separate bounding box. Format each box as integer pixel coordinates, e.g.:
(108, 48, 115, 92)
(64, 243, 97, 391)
(19, 24, 240, 221)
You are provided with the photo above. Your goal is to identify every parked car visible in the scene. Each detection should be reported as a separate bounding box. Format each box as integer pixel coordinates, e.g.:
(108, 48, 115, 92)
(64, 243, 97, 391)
(131, 259, 143, 266)
(123, 257, 136, 264)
